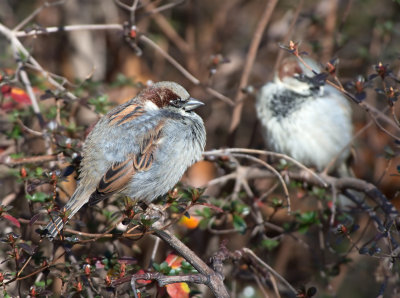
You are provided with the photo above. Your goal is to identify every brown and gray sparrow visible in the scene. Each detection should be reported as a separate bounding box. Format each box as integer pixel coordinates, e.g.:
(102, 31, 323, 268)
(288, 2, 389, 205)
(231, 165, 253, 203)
(256, 57, 353, 173)
(45, 81, 206, 239)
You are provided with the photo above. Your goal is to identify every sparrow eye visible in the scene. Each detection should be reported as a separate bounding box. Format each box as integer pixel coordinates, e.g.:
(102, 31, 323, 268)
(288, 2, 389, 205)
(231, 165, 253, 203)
(169, 98, 186, 108)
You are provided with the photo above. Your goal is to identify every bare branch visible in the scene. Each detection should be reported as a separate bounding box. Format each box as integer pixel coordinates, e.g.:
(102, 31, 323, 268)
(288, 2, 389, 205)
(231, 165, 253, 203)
(0, 22, 78, 101)
(2, 154, 60, 166)
(229, 0, 279, 133)
(204, 148, 328, 187)
(151, 207, 230, 298)
(13, 0, 67, 32)
(14, 24, 234, 106)
(113, 272, 208, 287)
(242, 248, 297, 295)
(273, 0, 304, 73)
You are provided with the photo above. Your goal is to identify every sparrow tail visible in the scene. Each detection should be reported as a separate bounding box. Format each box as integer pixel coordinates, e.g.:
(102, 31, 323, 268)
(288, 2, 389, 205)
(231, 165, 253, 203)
(44, 188, 93, 240)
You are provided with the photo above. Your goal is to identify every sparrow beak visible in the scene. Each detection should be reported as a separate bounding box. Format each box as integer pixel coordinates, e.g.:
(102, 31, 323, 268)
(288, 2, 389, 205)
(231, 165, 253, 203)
(183, 98, 205, 111)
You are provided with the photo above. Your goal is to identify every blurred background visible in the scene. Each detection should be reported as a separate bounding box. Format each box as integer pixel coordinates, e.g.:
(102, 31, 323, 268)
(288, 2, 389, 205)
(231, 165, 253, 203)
(2, 0, 400, 190)
(1, 0, 400, 297)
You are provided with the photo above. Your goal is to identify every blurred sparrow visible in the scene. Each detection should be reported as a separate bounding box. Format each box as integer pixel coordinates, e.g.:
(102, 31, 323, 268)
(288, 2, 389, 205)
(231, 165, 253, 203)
(45, 81, 206, 239)
(256, 57, 353, 173)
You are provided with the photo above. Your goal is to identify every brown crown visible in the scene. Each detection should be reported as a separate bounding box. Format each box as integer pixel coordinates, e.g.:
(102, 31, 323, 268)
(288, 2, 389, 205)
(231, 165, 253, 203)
(140, 86, 180, 108)
(278, 58, 303, 80)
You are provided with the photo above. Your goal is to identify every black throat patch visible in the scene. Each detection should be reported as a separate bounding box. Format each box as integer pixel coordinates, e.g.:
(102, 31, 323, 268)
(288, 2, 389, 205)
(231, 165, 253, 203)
(269, 88, 317, 119)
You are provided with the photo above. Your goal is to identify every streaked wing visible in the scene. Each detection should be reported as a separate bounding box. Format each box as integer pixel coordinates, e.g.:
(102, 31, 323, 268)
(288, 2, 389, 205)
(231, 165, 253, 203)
(88, 158, 135, 206)
(108, 103, 145, 126)
(134, 120, 164, 171)
(88, 120, 165, 206)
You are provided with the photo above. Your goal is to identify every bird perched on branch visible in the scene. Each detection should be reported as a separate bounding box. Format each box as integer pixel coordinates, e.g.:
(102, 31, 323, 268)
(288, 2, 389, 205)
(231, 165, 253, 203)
(44, 81, 206, 239)
(256, 57, 353, 174)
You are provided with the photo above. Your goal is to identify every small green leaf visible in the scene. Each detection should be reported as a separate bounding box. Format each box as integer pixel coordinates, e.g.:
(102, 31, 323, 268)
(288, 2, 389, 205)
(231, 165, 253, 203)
(202, 207, 211, 218)
(233, 214, 247, 234)
(231, 201, 247, 214)
(169, 268, 180, 275)
(26, 192, 49, 203)
(110, 73, 137, 87)
(153, 262, 160, 271)
(312, 187, 326, 199)
(88, 95, 111, 114)
(261, 239, 280, 251)
(46, 106, 58, 120)
(35, 167, 43, 176)
(9, 153, 24, 159)
(298, 211, 318, 224)
(181, 261, 196, 273)
(102, 210, 113, 220)
(295, 211, 319, 234)
(159, 261, 171, 274)
(34, 280, 46, 288)
(6, 125, 22, 140)
(297, 225, 310, 234)
(270, 197, 283, 208)
(198, 218, 210, 230)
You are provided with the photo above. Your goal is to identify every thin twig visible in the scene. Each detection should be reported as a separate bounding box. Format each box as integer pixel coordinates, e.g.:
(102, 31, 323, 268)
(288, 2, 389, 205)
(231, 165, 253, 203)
(1, 193, 17, 206)
(321, 0, 338, 62)
(113, 272, 208, 287)
(149, 236, 161, 268)
(139, 35, 200, 84)
(114, 0, 139, 24)
(253, 272, 270, 298)
(229, 0, 279, 133)
(139, 35, 234, 105)
(204, 148, 327, 186)
(24, 62, 76, 87)
(144, 2, 191, 54)
(16, 119, 43, 136)
(242, 248, 297, 295)
(12, 0, 67, 32)
(4, 251, 66, 285)
(16, 66, 41, 116)
(14, 24, 234, 106)
(144, 0, 186, 15)
(0, 23, 78, 101)
(273, 0, 304, 73)
(15, 24, 123, 37)
(2, 154, 60, 166)
(230, 152, 291, 213)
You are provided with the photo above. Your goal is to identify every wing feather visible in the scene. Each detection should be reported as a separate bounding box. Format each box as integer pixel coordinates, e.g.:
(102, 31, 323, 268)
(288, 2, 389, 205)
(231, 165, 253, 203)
(88, 119, 165, 206)
(108, 104, 145, 126)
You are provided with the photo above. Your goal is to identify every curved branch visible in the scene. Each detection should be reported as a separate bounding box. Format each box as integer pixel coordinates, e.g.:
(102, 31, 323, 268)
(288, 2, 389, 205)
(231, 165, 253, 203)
(152, 218, 229, 297)
(204, 148, 328, 186)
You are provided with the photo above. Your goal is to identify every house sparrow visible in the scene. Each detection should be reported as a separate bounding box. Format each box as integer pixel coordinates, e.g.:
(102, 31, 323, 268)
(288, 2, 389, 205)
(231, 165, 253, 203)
(256, 57, 353, 173)
(45, 81, 206, 239)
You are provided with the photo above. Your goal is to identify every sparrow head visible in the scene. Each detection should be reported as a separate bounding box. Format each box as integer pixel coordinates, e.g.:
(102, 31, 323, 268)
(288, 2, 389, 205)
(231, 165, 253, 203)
(276, 57, 322, 94)
(140, 81, 204, 112)
(277, 57, 303, 81)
